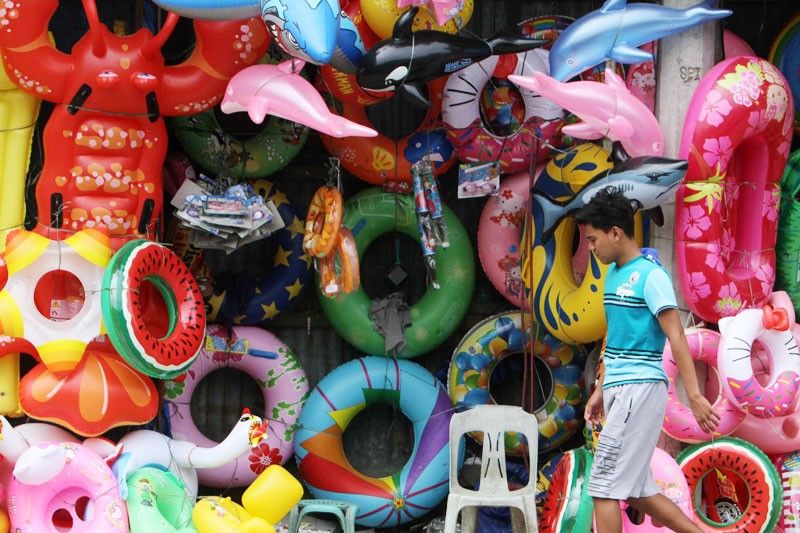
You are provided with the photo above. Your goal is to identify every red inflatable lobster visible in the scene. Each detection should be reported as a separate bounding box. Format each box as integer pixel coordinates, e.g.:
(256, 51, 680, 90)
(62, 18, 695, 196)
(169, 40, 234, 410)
(0, 0, 269, 249)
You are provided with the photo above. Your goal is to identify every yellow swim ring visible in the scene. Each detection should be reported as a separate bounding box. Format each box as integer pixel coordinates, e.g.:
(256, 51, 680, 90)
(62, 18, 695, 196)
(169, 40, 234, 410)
(361, 0, 473, 39)
(522, 143, 643, 345)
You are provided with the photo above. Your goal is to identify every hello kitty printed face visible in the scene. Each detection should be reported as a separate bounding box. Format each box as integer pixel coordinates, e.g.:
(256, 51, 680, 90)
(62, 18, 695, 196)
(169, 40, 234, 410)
(490, 188, 525, 227)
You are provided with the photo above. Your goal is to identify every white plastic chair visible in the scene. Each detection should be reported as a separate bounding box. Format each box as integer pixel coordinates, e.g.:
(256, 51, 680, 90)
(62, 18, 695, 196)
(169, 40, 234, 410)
(444, 405, 538, 533)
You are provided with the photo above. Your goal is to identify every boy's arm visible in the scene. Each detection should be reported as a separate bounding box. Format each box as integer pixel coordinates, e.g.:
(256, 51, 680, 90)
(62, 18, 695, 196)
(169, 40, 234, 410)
(657, 308, 721, 433)
(584, 349, 605, 424)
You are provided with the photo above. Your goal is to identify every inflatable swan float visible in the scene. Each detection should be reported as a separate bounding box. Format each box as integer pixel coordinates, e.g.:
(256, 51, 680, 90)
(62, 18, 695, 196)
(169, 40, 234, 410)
(89, 409, 267, 499)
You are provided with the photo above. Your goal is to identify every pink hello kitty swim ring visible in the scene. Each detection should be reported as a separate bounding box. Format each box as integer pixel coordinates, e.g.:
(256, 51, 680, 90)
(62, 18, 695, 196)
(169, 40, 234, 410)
(718, 302, 800, 418)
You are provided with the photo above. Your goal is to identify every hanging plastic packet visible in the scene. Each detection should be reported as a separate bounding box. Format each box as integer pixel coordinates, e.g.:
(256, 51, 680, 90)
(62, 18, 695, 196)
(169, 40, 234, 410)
(457, 161, 500, 198)
(412, 161, 440, 289)
(418, 159, 449, 247)
(412, 161, 436, 249)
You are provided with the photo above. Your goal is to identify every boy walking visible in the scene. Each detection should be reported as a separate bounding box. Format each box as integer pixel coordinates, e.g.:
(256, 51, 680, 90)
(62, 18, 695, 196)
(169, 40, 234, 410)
(574, 187, 720, 533)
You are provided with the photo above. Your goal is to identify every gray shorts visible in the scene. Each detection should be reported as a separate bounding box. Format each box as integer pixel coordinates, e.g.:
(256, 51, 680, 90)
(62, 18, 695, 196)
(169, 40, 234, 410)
(587, 381, 667, 500)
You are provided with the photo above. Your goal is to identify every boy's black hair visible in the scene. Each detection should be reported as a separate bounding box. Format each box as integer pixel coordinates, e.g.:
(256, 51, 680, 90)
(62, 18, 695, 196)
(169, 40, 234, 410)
(574, 186, 641, 237)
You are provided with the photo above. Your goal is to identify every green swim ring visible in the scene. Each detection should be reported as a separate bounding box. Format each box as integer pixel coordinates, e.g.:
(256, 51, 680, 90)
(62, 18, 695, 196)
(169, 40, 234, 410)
(172, 107, 308, 178)
(777, 150, 800, 317)
(126, 467, 196, 533)
(318, 188, 475, 358)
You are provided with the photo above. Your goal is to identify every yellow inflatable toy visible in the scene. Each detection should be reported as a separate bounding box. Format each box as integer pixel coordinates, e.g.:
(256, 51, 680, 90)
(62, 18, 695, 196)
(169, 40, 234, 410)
(0, 55, 39, 246)
(522, 143, 644, 345)
(193, 497, 274, 533)
(193, 465, 303, 532)
(361, 0, 473, 39)
(0, 55, 41, 417)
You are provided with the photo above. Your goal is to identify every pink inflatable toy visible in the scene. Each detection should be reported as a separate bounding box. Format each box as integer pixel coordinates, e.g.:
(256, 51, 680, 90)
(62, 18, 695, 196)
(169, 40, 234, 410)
(477, 168, 589, 308)
(674, 56, 794, 324)
(776, 450, 800, 532)
(662, 328, 744, 443)
(8, 442, 127, 532)
(723, 30, 756, 58)
(732, 291, 800, 454)
(508, 69, 664, 157)
(443, 49, 564, 174)
(396, 0, 464, 26)
(625, 42, 657, 112)
(477, 170, 538, 308)
(221, 58, 378, 138)
(718, 303, 800, 418)
(621, 447, 692, 532)
(163, 325, 308, 488)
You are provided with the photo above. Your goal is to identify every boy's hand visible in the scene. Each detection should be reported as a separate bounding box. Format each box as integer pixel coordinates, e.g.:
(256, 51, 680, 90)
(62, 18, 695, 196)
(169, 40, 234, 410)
(584, 388, 604, 425)
(689, 393, 720, 434)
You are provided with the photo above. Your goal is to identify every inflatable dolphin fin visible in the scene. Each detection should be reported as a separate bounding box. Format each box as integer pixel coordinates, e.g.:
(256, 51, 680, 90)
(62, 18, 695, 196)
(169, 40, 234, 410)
(603, 69, 628, 90)
(600, 0, 628, 12)
(246, 96, 271, 124)
(400, 83, 431, 108)
(486, 32, 549, 55)
(561, 122, 606, 140)
(533, 192, 572, 244)
(610, 43, 653, 63)
(393, 7, 418, 39)
(607, 115, 635, 140)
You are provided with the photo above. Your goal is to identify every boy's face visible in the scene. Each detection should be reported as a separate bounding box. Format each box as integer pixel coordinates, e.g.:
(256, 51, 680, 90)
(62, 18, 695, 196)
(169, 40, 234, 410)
(583, 224, 622, 264)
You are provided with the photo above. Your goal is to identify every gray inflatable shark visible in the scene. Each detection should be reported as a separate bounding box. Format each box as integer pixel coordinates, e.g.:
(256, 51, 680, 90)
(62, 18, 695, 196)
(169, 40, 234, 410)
(534, 156, 687, 242)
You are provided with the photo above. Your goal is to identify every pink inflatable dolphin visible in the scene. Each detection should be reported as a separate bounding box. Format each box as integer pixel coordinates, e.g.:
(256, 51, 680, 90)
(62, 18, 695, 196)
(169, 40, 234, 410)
(509, 70, 663, 157)
(221, 59, 377, 138)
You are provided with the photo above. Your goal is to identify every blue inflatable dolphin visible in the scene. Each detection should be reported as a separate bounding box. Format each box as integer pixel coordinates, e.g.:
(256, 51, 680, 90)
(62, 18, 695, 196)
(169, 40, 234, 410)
(549, 0, 731, 81)
(149, 0, 259, 19)
(150, 0, 365, 71)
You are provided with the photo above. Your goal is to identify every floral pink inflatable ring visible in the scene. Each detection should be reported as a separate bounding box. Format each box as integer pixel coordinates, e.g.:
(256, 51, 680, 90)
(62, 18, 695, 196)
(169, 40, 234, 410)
(662, 328, 744, 443)
(8, 442, 127, 532)
(718, 304, 800, 418)
(163, 325, 308, 488)
(675, 56, 794, 324)
(442, 49, 563, 174)
(477, 170, 537, 308)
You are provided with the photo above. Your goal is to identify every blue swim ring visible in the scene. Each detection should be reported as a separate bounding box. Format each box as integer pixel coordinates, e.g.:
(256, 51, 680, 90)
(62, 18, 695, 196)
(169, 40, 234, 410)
(294, 356, 459, 528)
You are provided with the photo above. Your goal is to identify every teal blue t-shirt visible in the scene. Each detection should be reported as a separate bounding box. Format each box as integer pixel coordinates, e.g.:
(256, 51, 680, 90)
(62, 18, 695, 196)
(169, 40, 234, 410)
(602, 254, 677, 389)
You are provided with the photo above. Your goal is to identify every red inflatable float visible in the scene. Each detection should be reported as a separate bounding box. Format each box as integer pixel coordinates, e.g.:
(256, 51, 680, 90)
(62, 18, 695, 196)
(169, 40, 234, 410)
(0, 0, 268, 250)
(675, 56, 794, 323)
(319, 77, 456, 187)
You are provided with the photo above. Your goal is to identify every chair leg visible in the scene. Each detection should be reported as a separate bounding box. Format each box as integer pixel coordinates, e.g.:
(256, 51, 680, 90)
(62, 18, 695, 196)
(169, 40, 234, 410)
(443, 496, 460, 533)
(461, 506, 478, 533)
(510, 506, 526, 533)
(522, 496, 539, 533)
(344, 505, 357, 533)
(287, 504, 301, 533)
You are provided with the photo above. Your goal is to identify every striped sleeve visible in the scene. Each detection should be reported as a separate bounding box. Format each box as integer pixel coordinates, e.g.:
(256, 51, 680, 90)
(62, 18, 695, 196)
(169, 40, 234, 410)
(643, 267, 677, 316)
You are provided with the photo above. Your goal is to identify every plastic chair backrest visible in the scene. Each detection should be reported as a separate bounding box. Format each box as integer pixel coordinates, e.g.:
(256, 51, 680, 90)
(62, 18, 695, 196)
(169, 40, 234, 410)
(449, 405, 538, 496)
